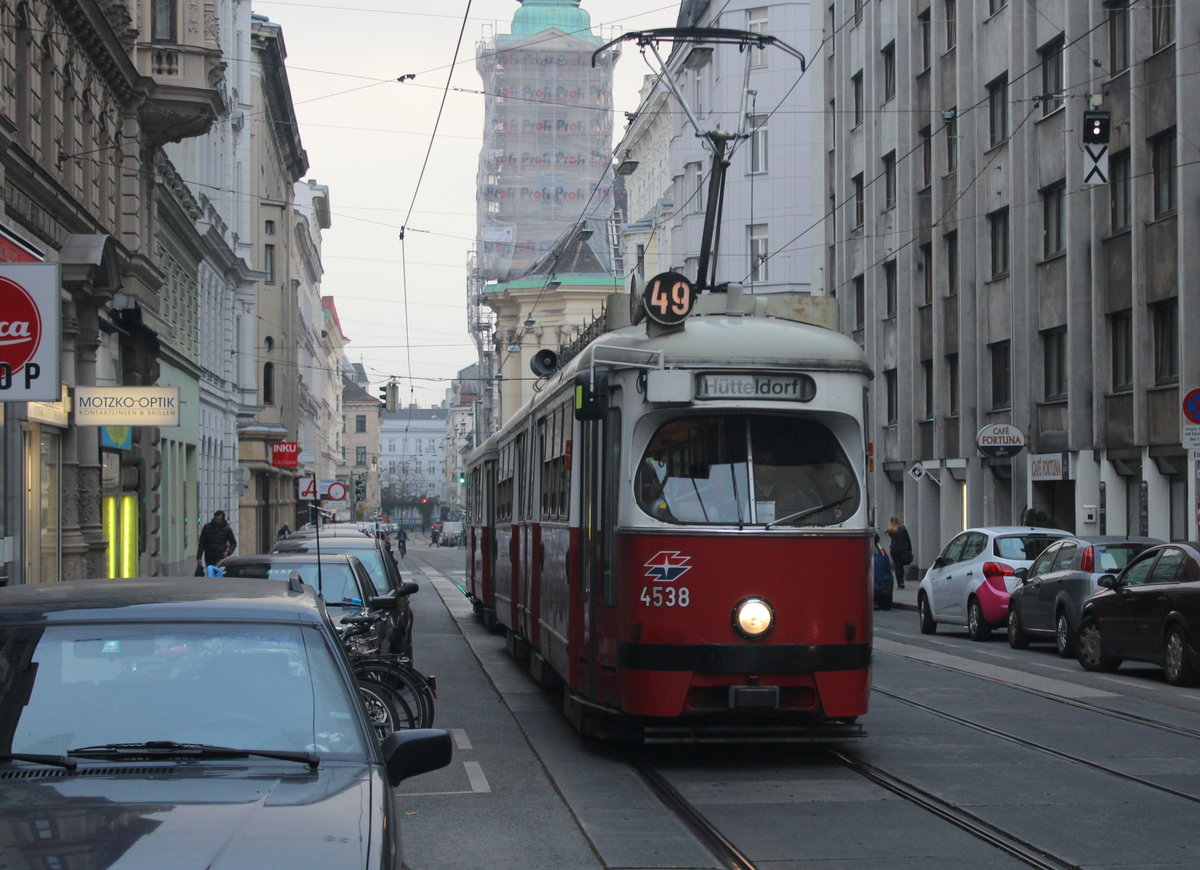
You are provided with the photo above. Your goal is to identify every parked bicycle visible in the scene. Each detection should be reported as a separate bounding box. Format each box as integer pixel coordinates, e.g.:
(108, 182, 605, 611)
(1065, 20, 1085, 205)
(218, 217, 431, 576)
(338, 613, 436, 738)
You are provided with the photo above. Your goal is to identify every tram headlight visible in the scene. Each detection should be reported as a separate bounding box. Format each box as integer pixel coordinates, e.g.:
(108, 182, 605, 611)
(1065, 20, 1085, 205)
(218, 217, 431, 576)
(733, 597, 775, 639)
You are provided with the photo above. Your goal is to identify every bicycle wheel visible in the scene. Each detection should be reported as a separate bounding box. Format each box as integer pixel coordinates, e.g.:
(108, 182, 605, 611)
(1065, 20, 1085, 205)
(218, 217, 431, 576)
(357, 677, 418, 739)
(355, 661, 435, 728)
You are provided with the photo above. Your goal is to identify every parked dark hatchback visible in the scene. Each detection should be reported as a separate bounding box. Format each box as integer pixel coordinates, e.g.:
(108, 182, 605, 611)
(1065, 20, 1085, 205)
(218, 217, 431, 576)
(1076, 542, 1200, 685)
(273, 534, 414, 659)
(0, 577, 451, 869)
(218, 553, 417, 659)
(1007, 535, 1160, 656)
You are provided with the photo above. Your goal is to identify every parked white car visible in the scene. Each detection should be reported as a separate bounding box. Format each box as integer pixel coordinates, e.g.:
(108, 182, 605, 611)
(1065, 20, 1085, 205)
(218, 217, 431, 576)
(917, 526, 1070, 640)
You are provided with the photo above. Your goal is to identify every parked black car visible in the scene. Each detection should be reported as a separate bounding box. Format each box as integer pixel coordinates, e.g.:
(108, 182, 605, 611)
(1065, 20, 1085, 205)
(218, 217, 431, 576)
(1077, 542, 1200, 685)
(273, 533, 414, 660)
(218, 553, 416, 659)
(1007, 535, 1160, 656)
(0, 577, 451, 868)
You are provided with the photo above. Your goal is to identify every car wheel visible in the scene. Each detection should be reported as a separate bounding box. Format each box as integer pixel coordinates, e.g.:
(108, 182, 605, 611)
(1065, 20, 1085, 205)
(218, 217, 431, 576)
(1077, 618, 1121, 672)
(1007, 607, 1030, 649)
(1055, 611, 1076, 658)
(1164, 625, 1199, 687)
(918, 594, 937, 634)
(967, 598, 990, 641)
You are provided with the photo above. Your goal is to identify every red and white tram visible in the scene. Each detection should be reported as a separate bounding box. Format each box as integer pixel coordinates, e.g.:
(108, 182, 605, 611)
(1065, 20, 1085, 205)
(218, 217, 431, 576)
(464, 285, 873, 740)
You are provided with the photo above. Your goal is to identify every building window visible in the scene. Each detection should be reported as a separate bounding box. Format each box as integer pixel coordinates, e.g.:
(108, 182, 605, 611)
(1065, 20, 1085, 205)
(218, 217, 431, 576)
(854, 274, 865, 330)
(1040, 36, 1064, 115)
(945, 108, 958, 172)
(854, 0, 864, 26)
(687, 162, 704, 213)
(152, 0, 177, 42)
(1110, 149, 1131, 231)
(883, 260, 897, 317)
(947, 354, 960, 415)
(263, 244, 275, 284)
(748, 224, 769, 283)
(355, 414, 367, 433)
(1151, 131, 1176, 217)
(1151, 0, 1174, 51)
(262, 362, 274, 406)
(852, 174, 864, 228)
(884, 369, 898, 424)
(944, 231, 958, 296)
(919, 126, 932, 187)
(990, 341, 1011, 409)
(920, 243, 933, 305)
(852, 71, 864, 126)
(918, 10, 931, 71)
(1110, 309, 1132, 391)
(989, 0, 1006, 13)
(264, 220, 276, 235)
(944, 0, 957, 50)
(988, 74, 1008, 146)
(922, 360, 934, 421)
(883, 151, 896, 210)
(1153, 298, 1179, 385)
(1109, 2, 1129, 74)
(882, 42, 896, 102)
(356, 446, 367, 466)
(748, 7, 768, 67)
(989, 208, 1009, 278)
(1043, 327, 1067, 399)
(1042, 182, 1065, 257)
(748, 114, 768, 174)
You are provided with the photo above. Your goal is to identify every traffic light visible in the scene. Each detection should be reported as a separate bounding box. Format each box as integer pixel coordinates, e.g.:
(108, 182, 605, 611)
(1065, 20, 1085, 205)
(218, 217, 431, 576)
(378, 381, 398, 412)
(457, 472, 467, 485)
(355, 477, 366, 501)
(1082, 109, 1110, 145)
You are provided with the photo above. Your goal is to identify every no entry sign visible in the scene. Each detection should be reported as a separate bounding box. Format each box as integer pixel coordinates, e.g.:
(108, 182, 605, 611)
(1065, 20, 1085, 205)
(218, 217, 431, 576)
(0, 264, 60, 402)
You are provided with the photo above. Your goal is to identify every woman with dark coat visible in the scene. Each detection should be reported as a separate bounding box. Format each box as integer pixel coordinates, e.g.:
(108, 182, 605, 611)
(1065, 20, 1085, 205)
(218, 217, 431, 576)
(887, 515, 913, 589)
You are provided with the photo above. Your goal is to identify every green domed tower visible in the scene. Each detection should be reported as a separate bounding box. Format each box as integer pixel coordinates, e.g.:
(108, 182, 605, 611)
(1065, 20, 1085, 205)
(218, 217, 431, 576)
(510, 0, 600, 45)
(475, 0, 618, 281)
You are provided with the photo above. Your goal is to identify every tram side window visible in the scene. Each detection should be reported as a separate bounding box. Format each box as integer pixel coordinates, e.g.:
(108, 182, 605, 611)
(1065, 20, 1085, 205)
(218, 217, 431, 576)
(635, 415, 859, 526)
(541, 403, 570, 521)
(497, 443, 514, 523)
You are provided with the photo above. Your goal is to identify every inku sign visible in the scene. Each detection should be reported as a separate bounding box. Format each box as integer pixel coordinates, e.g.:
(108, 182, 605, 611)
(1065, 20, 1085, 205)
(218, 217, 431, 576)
(0, 264, 61, 402)
(976, 423, 1026, 458)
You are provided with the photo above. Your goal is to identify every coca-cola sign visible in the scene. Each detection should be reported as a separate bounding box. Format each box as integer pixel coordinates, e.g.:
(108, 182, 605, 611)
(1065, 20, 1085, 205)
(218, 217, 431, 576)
(0, 264, 59, 402)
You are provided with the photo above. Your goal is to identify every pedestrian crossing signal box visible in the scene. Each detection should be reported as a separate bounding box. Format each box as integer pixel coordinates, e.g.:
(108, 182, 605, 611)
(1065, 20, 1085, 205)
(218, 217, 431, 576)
(1082, 110, 1110, 145)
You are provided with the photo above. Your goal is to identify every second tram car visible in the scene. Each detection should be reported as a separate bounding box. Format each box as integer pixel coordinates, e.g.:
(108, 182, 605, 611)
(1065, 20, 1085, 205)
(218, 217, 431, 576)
(465, 286, 873, 740)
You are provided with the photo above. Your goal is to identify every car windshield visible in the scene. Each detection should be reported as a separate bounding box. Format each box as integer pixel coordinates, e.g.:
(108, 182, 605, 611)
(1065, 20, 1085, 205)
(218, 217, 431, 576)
(995, 534, 1062, 561)
(221, 562, 362, 606)
(0, 622, 368, 760)
(635, 414, 859, 526)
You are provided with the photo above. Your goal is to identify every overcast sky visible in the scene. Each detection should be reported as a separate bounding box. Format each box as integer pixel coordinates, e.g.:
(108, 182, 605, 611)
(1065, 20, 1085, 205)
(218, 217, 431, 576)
(252, 0, 682, 407)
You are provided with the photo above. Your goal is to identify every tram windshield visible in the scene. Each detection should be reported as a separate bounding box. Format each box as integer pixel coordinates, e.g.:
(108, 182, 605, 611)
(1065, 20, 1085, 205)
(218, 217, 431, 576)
(636, 415, 859, 526)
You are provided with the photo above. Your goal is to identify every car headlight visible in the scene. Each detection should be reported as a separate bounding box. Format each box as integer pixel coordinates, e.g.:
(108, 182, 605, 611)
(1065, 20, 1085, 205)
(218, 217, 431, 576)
(733, 597, 775, 639)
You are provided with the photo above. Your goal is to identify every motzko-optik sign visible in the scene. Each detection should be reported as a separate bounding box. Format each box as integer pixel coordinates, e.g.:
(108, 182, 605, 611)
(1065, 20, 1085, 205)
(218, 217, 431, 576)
(0, 264, 60, 402)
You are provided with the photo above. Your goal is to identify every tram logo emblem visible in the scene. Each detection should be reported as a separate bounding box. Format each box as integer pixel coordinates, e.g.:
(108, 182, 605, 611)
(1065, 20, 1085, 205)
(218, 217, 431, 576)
(644, 551, 692, 583)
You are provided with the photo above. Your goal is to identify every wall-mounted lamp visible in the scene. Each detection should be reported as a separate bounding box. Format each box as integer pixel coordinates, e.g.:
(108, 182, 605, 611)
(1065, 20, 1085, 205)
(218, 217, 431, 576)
(616, 150, 639, 176)
(546, 279, 561, 290)
(575, 226, 593, 241)
(507, 342, 521, 352)
(524, 316, 536, 328)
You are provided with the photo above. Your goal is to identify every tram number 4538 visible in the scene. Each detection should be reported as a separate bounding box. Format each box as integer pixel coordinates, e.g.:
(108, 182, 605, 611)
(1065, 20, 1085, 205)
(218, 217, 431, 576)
(639, 586, 691, 607)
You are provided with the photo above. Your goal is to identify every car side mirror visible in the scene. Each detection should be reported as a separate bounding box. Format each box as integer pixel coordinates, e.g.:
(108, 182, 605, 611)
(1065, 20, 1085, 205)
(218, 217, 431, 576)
(1014, 567, 1029, 582)
(381, 729, 452, 787)
(1097, 574, 1118, 589)
(396, 581, 420, 598)
(368, 595, 398, 610)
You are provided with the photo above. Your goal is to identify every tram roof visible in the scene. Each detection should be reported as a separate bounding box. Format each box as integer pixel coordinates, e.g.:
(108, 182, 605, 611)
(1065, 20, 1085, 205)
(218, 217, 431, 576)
(471, 308, 870, 457)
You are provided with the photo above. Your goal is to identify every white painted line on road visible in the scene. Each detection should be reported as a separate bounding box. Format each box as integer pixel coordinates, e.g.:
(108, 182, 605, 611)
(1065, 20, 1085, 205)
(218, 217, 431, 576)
(464, 760, 490, 793)
(452, 728, 472, 750)
(873, 636, 1116, 699)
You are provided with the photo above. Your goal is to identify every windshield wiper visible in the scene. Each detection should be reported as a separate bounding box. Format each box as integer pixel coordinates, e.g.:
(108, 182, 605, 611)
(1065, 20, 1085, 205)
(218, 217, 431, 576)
(765, 492, 855, 529)
(0, 752, 77, 770)
(67, 741, 319, 769)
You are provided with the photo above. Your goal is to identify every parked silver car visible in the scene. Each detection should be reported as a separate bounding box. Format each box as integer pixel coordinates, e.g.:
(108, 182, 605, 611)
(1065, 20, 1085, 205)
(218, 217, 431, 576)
(1007, 535, 1160, 656)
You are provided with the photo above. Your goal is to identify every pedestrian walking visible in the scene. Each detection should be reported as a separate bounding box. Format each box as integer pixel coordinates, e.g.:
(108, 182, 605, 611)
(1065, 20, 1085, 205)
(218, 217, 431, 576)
(396, 528, 408, 558)
(886, 515, 913, 589)
(196, 510, 237, 573)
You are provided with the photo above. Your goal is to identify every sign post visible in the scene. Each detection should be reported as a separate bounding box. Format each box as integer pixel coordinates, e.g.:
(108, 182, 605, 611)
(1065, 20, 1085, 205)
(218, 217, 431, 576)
(1181, 388, 1200, 449)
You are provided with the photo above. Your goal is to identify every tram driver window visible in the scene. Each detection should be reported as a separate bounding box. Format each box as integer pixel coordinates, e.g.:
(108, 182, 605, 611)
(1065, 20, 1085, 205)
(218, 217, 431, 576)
(636, 415, 858, 526)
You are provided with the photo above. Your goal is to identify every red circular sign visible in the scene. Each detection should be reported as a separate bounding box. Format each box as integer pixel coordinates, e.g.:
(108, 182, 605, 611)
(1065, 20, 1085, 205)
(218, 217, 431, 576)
(0, 276, 42, 374)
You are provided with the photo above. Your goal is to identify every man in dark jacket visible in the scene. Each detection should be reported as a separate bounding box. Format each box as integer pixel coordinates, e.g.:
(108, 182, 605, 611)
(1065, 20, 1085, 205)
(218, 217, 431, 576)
(197, 510, 237, 571)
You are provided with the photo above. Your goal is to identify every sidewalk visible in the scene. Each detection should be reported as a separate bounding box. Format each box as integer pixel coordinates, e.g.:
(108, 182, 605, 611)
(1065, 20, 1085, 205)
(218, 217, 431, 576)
(882, 567, 920, 611)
